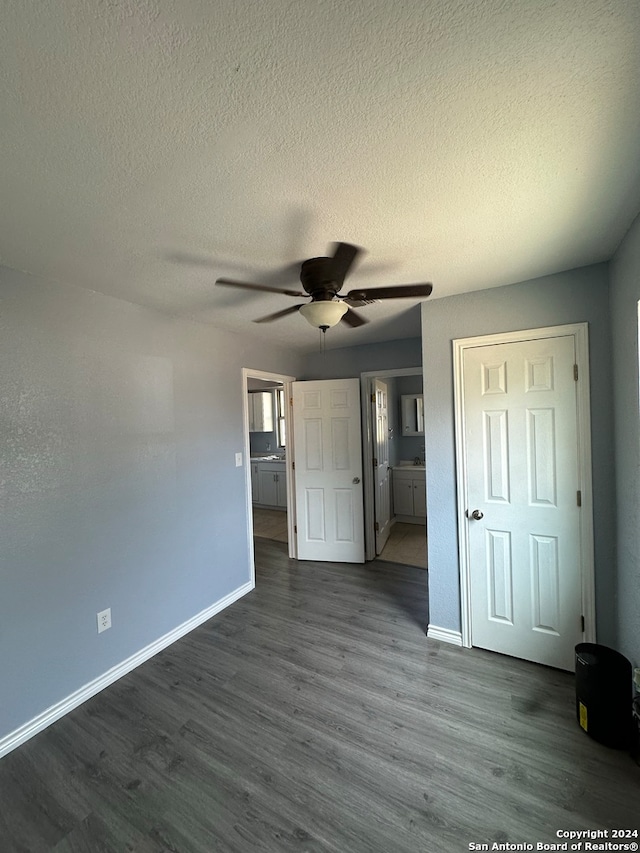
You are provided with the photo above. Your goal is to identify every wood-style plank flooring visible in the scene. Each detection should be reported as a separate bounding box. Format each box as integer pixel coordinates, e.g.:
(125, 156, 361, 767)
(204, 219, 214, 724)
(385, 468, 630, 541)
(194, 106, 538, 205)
(1, 539, 638, 851)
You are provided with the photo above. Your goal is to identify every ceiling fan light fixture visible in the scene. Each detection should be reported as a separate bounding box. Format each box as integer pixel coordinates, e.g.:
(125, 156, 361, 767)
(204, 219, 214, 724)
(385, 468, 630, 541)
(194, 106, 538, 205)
(299, 300, 348, 330)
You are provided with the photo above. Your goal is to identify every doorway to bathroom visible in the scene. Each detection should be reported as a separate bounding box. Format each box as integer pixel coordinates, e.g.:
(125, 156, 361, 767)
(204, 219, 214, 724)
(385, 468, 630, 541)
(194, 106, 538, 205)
(361, 367, 427, 570)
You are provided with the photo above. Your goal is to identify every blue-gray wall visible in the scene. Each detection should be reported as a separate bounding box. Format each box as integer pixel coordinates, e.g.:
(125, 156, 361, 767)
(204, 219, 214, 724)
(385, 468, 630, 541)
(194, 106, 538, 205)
(420, 264, 616, 644)
(0, 266, 302, 741)
(301, 336, 422, 379)
(610, 213, 640, 666)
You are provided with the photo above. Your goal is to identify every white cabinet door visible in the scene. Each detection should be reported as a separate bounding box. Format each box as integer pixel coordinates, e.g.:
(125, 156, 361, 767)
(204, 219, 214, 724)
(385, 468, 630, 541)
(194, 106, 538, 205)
(248, 395, 255, 432)
(250, 463, 260, 501)
(276, 471, 287, 507)
(393, 478, 414, 516)
(392, 469, 426, 519)
(258, 468, 278, 506)
(292, 378, 364, 563)
(412, 480, 426, 519)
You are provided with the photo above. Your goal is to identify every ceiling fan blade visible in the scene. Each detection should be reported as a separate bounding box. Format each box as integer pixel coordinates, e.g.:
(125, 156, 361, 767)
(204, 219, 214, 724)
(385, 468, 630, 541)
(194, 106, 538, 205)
(216, 277, 305, 298)
(345, 283, 433, 301)
(253, 305, 304, 323)
(341, 307, 369, 327)
(329, 242, 362, 282)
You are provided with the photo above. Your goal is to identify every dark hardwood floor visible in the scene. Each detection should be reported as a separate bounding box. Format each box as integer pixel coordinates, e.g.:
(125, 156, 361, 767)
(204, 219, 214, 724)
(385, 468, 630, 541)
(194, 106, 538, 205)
(1, 539, 638, 851)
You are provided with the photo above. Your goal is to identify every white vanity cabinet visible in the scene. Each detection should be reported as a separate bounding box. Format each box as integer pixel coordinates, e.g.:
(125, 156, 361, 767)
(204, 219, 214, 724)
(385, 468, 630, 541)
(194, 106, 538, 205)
(250, 462, 260, 496)
(391, 467, 426, 523)
(252, 461, 286, 508)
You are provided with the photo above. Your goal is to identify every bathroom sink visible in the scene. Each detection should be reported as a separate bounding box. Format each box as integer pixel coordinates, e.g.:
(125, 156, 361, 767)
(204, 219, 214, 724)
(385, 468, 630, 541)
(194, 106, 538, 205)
(397, 459, 425, 468)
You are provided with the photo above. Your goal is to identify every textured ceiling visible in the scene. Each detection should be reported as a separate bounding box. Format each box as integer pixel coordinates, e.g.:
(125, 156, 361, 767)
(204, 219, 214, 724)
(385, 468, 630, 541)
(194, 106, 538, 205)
(1, 0, 639, 352)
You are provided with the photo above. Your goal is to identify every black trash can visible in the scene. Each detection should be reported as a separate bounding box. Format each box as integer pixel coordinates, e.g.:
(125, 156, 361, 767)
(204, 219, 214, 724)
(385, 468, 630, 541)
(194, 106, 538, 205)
(632, 697, 640, 765)
(575, 643, 632, 749)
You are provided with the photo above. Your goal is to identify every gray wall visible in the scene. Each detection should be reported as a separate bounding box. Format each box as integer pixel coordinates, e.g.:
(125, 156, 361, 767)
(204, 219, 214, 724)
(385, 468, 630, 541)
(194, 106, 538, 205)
(610, 213, 640, 666)
(420, 264, 616, 642)
(301, 336, 422, 380)
(0, 266, 301, 740)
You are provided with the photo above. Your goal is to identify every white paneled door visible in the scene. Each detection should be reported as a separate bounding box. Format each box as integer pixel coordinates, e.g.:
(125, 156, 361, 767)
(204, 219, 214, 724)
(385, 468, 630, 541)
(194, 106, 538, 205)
(292, 378, 364, 562)
(373, 379, 391, 554)
(463, 335, 583, 671)
(374, 379, 392, 554)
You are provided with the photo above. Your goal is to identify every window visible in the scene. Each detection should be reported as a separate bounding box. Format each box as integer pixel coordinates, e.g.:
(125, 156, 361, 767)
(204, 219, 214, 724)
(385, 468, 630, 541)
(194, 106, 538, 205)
(276, 388, 286, 447)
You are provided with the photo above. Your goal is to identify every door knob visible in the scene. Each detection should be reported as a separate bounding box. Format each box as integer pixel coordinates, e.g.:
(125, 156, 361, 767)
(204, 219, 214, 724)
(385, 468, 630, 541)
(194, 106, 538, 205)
(470, 509, 484, 520)
(353, 477, 361, 484)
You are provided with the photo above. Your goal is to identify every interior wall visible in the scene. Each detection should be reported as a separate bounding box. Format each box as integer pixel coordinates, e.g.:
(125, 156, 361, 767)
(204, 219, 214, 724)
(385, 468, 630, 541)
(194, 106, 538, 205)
(610, 212, 640, 666)
(300, 336, 422, 380)
(0, 266, 302, 741)
(420, 263, 615, 641)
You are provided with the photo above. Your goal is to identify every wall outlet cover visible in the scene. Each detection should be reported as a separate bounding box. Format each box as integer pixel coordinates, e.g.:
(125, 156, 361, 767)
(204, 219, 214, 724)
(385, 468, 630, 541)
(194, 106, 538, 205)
(235, 452, 242, 467)
(97, 608, 112, 633)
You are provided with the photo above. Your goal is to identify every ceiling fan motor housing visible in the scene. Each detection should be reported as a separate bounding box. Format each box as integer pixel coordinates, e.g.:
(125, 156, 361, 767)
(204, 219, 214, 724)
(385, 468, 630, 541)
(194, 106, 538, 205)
(300, 257, 342, 299)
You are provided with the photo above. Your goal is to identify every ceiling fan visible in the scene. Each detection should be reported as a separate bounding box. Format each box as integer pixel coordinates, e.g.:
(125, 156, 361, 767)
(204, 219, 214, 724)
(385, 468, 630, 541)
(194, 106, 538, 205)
(215, 242, 433, 332)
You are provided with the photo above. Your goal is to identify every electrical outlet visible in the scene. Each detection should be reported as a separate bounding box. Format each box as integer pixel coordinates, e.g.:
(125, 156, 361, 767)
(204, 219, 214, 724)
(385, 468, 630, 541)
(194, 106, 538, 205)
(235, 452, 242, 467)
(97, 608, 111, 633)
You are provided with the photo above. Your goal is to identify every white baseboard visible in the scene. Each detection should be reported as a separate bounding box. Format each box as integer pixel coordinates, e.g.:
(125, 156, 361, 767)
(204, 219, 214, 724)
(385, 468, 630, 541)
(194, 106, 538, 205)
(427, 624, 463, 647)
(0, 580, 254, 760)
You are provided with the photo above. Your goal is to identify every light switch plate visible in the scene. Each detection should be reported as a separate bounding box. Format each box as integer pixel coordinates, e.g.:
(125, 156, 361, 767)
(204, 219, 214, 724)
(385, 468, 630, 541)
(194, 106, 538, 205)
(235, 452, 242, 467)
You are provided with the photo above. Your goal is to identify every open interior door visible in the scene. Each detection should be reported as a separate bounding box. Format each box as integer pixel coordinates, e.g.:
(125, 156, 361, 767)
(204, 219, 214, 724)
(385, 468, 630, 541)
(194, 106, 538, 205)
(292, 378, 364, 563)
(373, 378, 392, 554)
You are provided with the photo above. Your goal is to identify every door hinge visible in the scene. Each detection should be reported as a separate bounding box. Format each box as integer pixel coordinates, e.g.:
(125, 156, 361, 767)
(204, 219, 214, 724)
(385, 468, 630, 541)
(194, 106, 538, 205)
(577, 490, 582, 507)
(373, 457, 378, 468)
(581, 615, 585, 632)
(294, 524, 297, 534)
(292, 460, 295, 470)
(573, 364, 578, 381)
(375, 521, 379, 531)
(371, 392, 375, 402)
(290, 397, 293, 406)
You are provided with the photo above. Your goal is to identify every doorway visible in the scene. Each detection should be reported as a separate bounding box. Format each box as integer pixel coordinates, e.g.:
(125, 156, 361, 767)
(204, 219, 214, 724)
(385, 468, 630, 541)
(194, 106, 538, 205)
(361, 367, 427, 570)
(242, 368, 296, 583)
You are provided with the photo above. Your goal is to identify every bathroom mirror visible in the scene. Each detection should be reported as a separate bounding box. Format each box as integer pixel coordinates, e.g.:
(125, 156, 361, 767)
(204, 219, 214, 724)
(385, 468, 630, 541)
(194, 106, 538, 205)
(401, 394, 424, 436)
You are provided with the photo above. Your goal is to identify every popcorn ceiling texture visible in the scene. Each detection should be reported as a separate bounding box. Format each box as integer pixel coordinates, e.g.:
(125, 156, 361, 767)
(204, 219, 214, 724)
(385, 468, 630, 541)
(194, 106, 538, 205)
(1, 0, 639, 350)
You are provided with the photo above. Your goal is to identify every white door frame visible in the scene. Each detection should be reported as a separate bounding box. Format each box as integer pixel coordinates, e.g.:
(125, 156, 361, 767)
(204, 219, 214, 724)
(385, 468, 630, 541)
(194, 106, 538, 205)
(242, 368, 297, 585)
(453, 323, 596, 650)
(361, 367, 423, 562)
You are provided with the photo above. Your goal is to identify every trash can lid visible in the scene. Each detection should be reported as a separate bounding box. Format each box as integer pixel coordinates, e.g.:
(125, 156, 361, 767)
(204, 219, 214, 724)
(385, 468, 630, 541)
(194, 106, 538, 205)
(575, 642, 632, 671)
